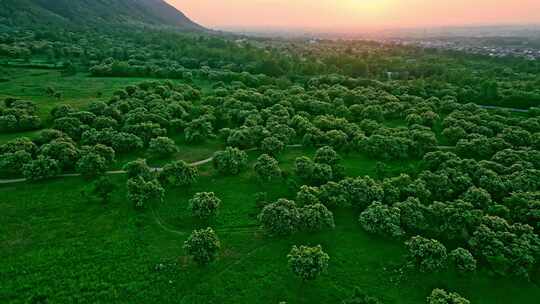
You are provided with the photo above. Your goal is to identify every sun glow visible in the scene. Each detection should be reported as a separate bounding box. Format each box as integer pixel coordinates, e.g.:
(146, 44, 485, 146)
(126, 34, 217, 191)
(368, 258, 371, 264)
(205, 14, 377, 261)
(168, 0, 540, 31)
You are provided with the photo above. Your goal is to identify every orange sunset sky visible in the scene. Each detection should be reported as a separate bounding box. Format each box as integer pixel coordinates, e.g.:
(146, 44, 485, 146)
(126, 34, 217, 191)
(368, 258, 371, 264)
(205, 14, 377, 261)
(167, 0, 540, 31)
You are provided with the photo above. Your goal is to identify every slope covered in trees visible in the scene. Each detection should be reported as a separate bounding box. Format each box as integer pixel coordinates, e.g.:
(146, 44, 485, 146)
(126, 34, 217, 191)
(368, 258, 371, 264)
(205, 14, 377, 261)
(0, 0, 203, 30)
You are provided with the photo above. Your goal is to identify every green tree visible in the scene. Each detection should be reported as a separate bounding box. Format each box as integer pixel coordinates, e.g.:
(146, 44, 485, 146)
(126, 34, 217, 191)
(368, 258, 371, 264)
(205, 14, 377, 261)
(148, 136, 178, 158)
(295, 185, 321, 206)
(159, 160, 199, 187)
(449, 248, 477, 274)
(299, 203, 335, 232)
(213, 147, 248, 175)
(258, 198, 300, 236)
(427, 289, 470, 304)
(76, 152, 107, 178)
(260, 136, 284, 156)
(253, 154, 282, 182)
(287, 245, 329, 281)
(22, 156, 60, 181)
(183, 227, 220, 266)
(359, 202, 404, 239)
(342, 288, 384, 304)
(123, 158, 153, 180)
(127, 176, 164, 208)
(39, 139, 79, 170)
(188, 192, 221, 220)
(405, 236, 447, 272)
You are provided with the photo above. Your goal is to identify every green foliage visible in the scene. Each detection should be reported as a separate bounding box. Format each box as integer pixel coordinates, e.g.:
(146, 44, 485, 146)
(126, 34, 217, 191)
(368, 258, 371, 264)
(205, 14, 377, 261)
(0, 150, 31, 174)
(88, 177, 116, 203)
(185, 117, 214, 143)
(213, 147, 248, 175)
(39, 139, 79, 170)
(299, 203, 335, 232)
(159, 160, 199, 187)
(449, 248, 477, 273)
(76, 152, 107, 179)
(314, 146, 340, 167)
(188, 192, 221, 219)
(461, 186, 492, 210)
(294, 156, 335, 186)
(253, 154, 282, 182)
(260, 136, 284, 156)
(296, 185, 321, 206)
(287, 245, 329, 281)
(342, 288, 384, 304)
(22, 156, 60, 181)
(126, 176, 164, 208)
(426, 289, 470, 304)
(148, 136, 178, 158)
(359, 202, 404, 239)
(258, 198, 300, 236)
(405, 236, 448, 273)
(123, 158, 153, 180)
(183, 228, 220, 266)
(468, 216, 540, 278)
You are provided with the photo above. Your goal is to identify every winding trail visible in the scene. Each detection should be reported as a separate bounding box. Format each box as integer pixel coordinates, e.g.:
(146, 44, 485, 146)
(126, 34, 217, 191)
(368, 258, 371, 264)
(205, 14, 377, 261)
(0, 145, 304, 185)
(479, 105, 531, 113)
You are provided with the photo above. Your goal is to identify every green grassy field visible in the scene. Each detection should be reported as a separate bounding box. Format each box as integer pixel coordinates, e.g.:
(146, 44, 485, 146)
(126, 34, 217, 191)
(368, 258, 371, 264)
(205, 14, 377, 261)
(0, 68, 212, 120)
(1, 67, 539, 304)
(2, 156, 539, 304)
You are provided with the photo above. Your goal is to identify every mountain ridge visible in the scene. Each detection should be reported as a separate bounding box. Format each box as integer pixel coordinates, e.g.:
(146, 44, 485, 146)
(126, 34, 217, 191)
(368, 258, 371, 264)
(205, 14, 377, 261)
(0, 0, 204, 30)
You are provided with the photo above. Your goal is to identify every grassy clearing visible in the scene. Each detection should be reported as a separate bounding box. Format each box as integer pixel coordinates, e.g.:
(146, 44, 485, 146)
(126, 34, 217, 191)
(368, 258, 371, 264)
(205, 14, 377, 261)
(2, 170, 539, 303)
(1, 148, 539, 304)
(0, 68, 213, 120)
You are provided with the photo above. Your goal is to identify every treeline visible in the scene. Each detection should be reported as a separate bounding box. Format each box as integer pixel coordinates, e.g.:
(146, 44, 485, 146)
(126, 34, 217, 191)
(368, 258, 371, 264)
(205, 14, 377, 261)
(2, 23, 539, 108)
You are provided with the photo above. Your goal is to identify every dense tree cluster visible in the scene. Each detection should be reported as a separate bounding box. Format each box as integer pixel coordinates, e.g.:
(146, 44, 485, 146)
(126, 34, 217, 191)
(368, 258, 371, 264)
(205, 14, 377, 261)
(258, 198, 335, 236)
(0, 99, 41, 132)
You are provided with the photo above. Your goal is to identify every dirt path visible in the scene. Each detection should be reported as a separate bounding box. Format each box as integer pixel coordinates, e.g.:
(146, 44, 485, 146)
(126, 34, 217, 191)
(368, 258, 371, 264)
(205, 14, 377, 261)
(0, 145, 305, 185)
(479, 105, 530, 113)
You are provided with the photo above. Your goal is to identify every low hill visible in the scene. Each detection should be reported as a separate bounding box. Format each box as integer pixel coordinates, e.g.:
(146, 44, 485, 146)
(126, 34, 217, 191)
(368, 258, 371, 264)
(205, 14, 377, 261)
(0, 0, 203, 30)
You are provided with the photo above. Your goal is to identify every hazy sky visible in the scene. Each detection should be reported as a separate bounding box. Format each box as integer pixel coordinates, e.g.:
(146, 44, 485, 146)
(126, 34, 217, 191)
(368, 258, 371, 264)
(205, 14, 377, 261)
(167, 0, 540, 31)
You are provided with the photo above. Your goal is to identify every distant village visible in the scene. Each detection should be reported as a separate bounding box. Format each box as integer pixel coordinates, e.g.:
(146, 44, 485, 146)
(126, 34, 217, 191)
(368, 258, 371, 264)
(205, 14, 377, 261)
(390, 38, 540, 60)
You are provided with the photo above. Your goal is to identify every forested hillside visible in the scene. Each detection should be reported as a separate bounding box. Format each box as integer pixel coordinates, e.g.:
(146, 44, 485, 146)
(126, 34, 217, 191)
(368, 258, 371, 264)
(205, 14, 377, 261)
(0, 0, 203, 30)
